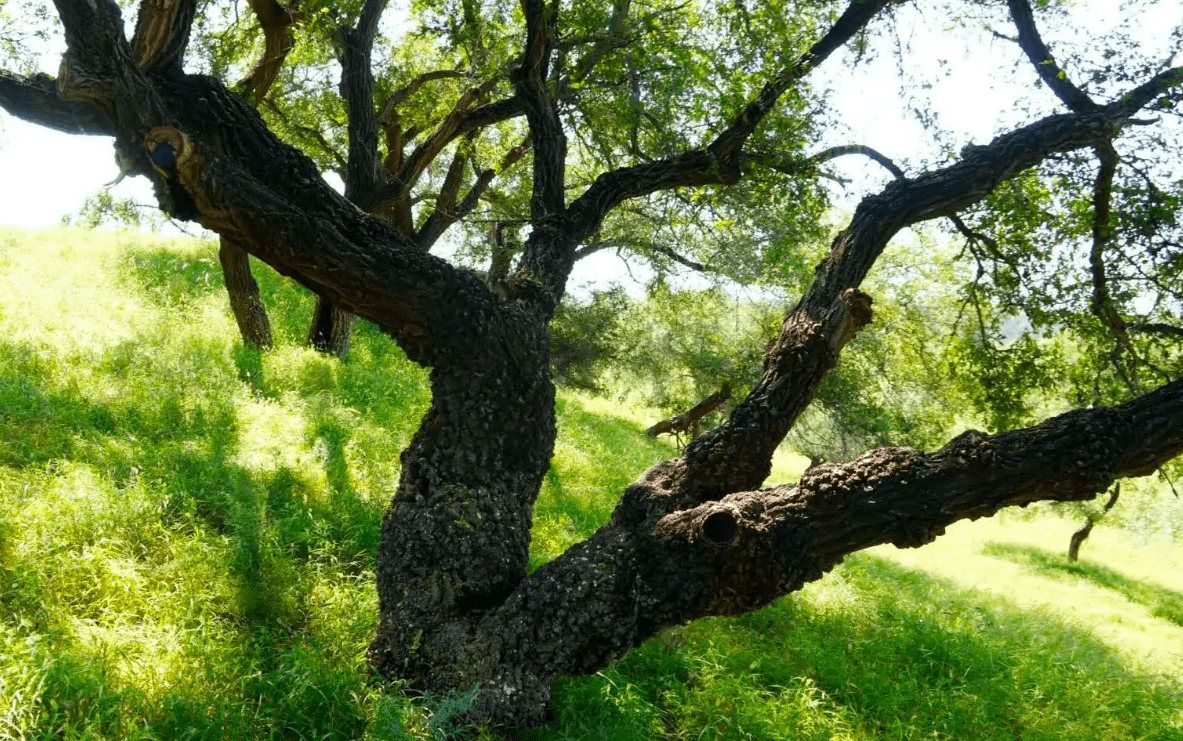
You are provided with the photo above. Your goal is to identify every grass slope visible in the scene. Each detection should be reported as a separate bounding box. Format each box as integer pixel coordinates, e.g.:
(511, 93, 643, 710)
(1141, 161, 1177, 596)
(0, 227, 1180, 740)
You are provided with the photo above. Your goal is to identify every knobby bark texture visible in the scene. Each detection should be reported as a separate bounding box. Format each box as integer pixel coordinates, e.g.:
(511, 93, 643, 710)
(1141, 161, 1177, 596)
(2, 0, 1181, 731)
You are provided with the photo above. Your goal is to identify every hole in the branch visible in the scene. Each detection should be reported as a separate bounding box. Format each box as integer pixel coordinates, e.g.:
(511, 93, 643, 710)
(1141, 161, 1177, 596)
(702, 511, 737, 547)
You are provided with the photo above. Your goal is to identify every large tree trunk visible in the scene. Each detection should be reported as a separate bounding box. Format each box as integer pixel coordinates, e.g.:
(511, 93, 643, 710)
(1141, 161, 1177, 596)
(366, 296, 558, 692)
(218, 235, 273, 350)
(6, 0, 1182, 731)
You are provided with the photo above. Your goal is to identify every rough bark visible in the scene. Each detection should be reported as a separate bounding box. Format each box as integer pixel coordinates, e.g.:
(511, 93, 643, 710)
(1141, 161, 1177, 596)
(4, 0, 1182, 731)
(433, 376, 1183, 727)
(235, 0, 300, 105)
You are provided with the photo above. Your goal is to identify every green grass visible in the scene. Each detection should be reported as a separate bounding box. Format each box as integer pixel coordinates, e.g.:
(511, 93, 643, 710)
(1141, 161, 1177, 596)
(1, 226, 1181, 740)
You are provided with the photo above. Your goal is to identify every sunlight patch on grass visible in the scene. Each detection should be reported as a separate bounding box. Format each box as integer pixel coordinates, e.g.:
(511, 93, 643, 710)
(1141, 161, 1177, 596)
(232, 393, 324, 480)
(867, 514, 1183, 678)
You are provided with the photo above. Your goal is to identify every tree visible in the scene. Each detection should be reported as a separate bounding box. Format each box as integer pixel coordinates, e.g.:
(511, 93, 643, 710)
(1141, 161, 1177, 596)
(1, 0, 1181, 730)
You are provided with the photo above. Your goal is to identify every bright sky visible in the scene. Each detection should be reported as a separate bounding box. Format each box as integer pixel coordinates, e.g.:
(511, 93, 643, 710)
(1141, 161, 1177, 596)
(0, 1, 1178, 244)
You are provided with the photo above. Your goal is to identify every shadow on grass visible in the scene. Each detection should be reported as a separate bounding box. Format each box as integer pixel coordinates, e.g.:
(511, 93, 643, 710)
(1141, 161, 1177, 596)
(0, 343, 383, 739)
(119, 241, 315, 346)
(0, 331, 384, 609)
(524, 553, 1183, 741)
(5, 623, 374, 741)
(981, 541, 1183, 627)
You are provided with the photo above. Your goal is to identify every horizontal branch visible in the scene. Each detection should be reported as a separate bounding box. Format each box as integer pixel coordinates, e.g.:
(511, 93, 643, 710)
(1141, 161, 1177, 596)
(1128, 322, 1183, 338)
(742, 144, 906, 181)
(647, 384, 732, 437)
(0, 71, 114, 135)
(466, 374, 1183, 725)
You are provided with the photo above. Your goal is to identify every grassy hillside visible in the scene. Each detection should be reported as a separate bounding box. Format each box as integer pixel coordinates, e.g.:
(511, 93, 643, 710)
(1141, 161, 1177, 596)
(0, 227, 1180, 740)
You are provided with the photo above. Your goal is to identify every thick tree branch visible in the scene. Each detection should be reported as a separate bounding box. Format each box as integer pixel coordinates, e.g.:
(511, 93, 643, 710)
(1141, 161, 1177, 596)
(131, 0, 198, 73)
(53, 0, 177, 179)
(138, 84, 494, 367)
(340, 0, 389, 202)
(566, 0, 898, 241)
(656, 375, 1183, 615)
(670, 106, 1144, 504)
(0, 71, 114, 135)
(235, 0, 301, 105)
(514, 0, 566, 221)
(465, 375, 1183, 726)
(413, 143, 469, 248)
(1006, 0, 1097, 112)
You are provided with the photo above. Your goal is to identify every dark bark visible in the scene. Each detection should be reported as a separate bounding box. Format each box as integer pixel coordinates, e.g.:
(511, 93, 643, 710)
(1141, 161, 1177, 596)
(450, 377, 1183, 727)
(235, 0, 300, 105)
(131, 0, 198, 73)
(306, 294, 355, 359)
(218, 236, 274, 350)
(9, 0, 1183, 731)
(1067, 519, 1094, 561)
(1006, 0, 1097, 112)
(0, 71, 114, 135)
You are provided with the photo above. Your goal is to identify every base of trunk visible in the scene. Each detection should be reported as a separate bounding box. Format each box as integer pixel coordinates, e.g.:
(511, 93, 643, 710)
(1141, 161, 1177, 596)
(307, 294, 355, 359)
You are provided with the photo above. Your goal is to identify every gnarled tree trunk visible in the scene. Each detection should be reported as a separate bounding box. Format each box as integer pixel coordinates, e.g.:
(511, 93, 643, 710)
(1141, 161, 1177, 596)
(2, 0, 1181, 731)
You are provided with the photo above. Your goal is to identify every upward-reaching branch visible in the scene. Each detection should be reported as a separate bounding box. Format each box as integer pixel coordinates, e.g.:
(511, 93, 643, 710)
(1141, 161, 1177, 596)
(341, 0, 390, 201)
(131, 0, 198, 73)
(706, 0, 899, 179)
(566, 0, 898, 242)
(670, 81, 1179, 505)
(235, 0, 301, 105)
(1089, 141, 1139, 387)
(1006, 0, 1097, 112)
(514, 0, 566, 221)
